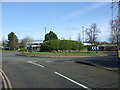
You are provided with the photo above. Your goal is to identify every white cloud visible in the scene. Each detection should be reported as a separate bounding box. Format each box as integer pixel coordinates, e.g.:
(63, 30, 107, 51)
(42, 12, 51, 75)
(60, 2, 109, 22)
(1, 0, 112, 2)
(64, 27, 80, 31)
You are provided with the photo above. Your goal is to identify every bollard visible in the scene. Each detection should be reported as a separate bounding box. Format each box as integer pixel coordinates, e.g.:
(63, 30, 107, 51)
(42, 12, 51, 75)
(118, 50, 120, 60)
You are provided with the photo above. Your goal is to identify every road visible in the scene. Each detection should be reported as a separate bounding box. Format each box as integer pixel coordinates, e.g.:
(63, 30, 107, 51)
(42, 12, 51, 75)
(75, 52, 120, 70)
(2, 52, 119, 89)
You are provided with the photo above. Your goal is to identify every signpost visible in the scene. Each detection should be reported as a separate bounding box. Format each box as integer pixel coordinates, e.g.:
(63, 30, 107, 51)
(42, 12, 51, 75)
(92, 46, 99, 53)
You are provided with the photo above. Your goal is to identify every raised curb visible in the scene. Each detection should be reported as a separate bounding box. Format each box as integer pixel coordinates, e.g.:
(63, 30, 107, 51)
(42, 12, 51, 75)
(17, 52, 106, 58)
(75, 61, 119, 72)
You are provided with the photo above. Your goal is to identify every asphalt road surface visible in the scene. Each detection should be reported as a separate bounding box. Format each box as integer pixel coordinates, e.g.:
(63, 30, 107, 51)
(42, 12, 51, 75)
(2, 52, 119, 89)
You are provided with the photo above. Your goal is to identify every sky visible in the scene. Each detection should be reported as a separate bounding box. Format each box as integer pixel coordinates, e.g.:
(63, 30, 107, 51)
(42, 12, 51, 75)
(2, 2, 112, 42)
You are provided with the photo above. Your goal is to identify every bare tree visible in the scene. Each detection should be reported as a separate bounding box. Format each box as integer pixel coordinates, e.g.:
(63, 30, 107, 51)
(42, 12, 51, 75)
(20, 36, 33, 48)
(109, 20, 120, 49)
(85, 23, 100, 44)
(77, 33, 81, 42)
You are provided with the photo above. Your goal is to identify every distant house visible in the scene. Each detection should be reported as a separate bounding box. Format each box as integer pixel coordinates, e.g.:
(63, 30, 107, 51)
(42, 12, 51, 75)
(83, 43, 92, 46)
(26, 39, 44, 50)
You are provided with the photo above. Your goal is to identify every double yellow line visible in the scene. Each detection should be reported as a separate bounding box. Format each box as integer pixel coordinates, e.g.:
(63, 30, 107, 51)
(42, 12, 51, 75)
(0, 69, 12, 89)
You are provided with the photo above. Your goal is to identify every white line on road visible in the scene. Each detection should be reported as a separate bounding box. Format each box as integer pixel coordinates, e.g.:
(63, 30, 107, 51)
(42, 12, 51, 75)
(28, 61, 91, 89)
(55, 72, 92, 90)
(27, 61, 44, 68)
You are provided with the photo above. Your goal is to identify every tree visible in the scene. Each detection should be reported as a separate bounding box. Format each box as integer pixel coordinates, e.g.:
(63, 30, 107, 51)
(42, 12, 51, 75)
(85, 23, 100, 44)
(44, 31, 58, 41)
(20, 36, 33, 48)
(109, 20, 120, 49)
(8, 32, 18, 50)
(2, 39, 8, 48)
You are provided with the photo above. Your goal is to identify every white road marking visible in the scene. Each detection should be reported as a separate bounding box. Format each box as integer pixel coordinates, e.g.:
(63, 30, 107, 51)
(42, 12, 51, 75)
(27, 61, 44, 68)
(28, 61, 91, 89)
(55, 72, 92, 90)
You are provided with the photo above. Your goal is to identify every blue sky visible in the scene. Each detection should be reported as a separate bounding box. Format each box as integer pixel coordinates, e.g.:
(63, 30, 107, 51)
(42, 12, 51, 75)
(2, 2, 112, 42)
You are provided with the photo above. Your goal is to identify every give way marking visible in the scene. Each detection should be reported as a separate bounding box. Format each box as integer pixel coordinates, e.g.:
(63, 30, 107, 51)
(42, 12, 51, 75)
(55, 72, 92, 90)
(27, 61, 44, 68)
(27, 61, 91, 90)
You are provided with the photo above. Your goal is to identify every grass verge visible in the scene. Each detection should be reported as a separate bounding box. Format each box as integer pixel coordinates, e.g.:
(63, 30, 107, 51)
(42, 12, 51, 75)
(23, 51, 105, 56)
(0, 50, 18, 52)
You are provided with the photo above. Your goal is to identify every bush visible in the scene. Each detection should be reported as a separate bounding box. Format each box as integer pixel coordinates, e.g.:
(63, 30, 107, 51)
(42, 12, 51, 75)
(60, 40, 72, 51)
(18, 48, 28, 52)
(40, 40, 84, 52)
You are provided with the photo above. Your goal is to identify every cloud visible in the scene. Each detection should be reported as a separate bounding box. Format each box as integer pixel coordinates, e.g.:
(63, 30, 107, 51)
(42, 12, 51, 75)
(60, 2, 109, 22)
(2, 0, 112, 2)
(64, 27, 80, 31)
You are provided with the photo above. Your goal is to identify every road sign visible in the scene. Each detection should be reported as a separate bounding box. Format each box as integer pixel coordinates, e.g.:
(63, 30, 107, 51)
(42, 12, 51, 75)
(92, 46, 99, 51)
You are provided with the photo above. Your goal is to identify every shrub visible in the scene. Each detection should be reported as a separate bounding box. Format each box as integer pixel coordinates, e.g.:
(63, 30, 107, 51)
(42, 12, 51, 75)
(40, 40, 84, 52)
(18, 48, 28, 52)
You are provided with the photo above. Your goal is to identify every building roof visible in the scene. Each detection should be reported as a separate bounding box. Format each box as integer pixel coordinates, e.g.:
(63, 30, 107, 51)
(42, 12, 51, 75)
(83, 43, 92, 46)
(28, 39, 44, 44)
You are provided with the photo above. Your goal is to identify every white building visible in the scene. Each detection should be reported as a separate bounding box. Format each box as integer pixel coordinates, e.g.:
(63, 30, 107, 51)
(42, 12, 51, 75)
(83, 43, 92, 46)
(26, 39, 44, 50)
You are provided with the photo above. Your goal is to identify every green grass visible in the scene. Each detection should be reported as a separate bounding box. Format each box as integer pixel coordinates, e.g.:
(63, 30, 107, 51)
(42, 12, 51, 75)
(0, 50, 18, 52)
(24, 51, 104, 56)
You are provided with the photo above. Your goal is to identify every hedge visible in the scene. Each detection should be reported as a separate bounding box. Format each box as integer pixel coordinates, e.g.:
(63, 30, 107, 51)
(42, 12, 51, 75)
(40, 40, 84, 52)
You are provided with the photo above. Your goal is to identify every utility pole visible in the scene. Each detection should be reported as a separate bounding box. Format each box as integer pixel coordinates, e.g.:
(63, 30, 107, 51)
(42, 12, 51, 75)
(118, 0, 120, 29)
(82, 26, 84, 43)
(45, 27, 46, 35)
(78, 33, 81, 42)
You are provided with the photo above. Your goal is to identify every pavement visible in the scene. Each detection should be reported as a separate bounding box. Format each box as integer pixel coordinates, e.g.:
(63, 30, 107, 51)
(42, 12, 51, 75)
(2, 52, 119, 88)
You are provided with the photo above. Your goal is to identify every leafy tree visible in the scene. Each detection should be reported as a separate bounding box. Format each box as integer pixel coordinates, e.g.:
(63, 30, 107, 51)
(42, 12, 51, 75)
(8, 32, 18, 50)
(44, 31, 58, 41)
